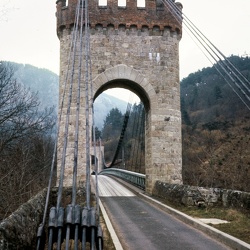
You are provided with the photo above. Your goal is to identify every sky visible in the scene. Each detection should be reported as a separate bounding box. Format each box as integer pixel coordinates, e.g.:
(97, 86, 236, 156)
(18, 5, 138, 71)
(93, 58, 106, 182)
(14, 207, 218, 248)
(0, 0, 250, 101)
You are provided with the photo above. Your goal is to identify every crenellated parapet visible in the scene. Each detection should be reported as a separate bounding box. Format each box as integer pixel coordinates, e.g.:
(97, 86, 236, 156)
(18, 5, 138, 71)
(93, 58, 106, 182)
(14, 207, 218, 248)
(56, 0, 183, 192)
(56, 0, 182, 37)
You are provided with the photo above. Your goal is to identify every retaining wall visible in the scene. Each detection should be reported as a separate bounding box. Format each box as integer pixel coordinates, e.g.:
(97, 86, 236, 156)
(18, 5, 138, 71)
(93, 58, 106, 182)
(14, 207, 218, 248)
(0, 189, 47, 249)
(0, 187, 86, 249)
(153, 181, 250, 210)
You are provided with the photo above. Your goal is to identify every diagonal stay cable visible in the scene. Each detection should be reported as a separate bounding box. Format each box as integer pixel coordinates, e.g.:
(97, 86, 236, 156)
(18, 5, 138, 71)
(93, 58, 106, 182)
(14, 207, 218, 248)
(88, 21, 101, 225)
(54, 1, 82, 249)
(36, 2, 82, 249)
(135, 103, 144, 172)
(84, 0, 91, 212)
(56, 0, 81, 213)
(64, 1, 85, 249)
(163, 0, 250, 110)
(109, 94, 134, 167)
(87, 11, 103, 249)
(165, 0, 250, 99)
(138, 106, 145, 173)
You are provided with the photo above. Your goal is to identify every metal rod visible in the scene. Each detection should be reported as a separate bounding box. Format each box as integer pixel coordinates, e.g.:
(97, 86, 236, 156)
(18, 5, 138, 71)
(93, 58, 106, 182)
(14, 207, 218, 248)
(81, 228, 86, 250)
(74, 225, 79, 250)
(91, 227, 96, 250)
(84, 0, 91, 209)
(48, 228, 53, 250)
(65, 224, 71, 249)
(57, 228, 62, 250)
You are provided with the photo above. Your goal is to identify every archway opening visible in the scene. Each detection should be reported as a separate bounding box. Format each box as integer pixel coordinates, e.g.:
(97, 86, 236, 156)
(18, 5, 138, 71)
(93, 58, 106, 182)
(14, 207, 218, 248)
(93, 82, 149, 174)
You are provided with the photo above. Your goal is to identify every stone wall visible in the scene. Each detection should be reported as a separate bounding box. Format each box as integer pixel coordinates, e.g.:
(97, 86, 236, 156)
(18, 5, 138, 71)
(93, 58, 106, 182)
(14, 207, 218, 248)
(56, 0, 183, 194)
(0, 187, 86, 249)
(153, 181, 250, 210)
(0, 189, 47, 249)
(56, 0, 182, 33)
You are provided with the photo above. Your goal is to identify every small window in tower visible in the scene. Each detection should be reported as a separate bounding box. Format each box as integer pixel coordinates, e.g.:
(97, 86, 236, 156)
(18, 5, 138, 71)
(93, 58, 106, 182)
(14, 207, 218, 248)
(118, 0, 126, 7)
(99, 0, 107, 7)
(137, 0, 145, 8)
(65, 0, 68, 6)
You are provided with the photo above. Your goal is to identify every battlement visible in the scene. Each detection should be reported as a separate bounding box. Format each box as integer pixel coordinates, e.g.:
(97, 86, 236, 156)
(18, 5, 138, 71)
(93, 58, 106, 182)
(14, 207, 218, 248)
(56, 0, 182, 37)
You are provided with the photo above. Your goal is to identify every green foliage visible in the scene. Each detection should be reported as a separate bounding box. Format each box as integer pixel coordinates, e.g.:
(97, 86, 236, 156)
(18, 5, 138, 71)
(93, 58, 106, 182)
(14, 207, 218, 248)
(101, 108, 124, 161)
(103, 107, 123, 129)
(94, 126, 102, 139)
(102, 108, 123, 142)
(181, 55, 250, 125)
(181, 55, 250, 192)
(102, 103, 145, 173)
(214, 85, 223, 100)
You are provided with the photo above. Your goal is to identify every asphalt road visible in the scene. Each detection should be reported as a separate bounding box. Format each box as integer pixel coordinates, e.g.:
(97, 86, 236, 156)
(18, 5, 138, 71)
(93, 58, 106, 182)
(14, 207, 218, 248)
(97, 175, 231, 250)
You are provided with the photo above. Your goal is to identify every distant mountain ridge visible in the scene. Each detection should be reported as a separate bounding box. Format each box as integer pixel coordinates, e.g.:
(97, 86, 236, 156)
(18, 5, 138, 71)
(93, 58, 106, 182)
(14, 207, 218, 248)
(94, 93, 127, 129)
(12, 63, 59, 110)
(8, 62, 127, 129)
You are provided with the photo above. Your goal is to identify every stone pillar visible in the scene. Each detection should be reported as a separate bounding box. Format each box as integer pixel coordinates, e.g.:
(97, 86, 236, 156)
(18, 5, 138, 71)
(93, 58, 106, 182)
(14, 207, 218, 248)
(56, 0, 183, 193)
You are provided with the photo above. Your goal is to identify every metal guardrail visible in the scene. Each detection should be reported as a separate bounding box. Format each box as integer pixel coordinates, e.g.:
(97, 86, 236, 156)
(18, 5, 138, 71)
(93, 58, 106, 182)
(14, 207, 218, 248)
(99, 168, 145, 190)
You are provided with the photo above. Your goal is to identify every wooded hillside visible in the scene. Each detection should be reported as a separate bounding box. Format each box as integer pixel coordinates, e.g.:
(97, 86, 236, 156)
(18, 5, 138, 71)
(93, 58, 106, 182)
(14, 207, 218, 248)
(181, 55, 250, 191)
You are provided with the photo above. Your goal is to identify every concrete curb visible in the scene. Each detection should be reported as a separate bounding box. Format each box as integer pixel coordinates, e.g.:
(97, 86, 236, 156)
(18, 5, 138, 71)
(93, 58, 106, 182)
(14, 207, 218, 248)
(91, 176, 124, 250)
(138, 192, 250, 250)
(100, 177, 250, 250)
(99, 199, 124, 250)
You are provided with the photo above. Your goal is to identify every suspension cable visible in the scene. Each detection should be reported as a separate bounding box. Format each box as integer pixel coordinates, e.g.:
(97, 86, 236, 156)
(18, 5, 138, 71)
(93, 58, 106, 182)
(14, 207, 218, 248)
(135, 104, 144, 172)
(88, 24, 104, 248)
(56, 0, 81, 212)
(36, 1, 82, 249)
(109, 94, 134, 167)
(56, 3, 82, 249)
(84, 0, 91, 213)
(130, 104, 140, 171)
(138, 107, 145, 173)
(64, 1, 85, 249)
(163, 0, 250, 110)
(89, 27, 101, 225)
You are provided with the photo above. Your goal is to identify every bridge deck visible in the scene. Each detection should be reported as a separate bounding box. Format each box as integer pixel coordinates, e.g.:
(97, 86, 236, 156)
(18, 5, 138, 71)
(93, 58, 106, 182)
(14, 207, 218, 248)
(94, 176, 230, 250)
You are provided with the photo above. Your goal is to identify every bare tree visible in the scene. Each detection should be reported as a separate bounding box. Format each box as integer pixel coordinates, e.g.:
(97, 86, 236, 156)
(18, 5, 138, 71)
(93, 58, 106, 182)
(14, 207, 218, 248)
(0, 62, 56, 220)
(0, 62, 55, 153)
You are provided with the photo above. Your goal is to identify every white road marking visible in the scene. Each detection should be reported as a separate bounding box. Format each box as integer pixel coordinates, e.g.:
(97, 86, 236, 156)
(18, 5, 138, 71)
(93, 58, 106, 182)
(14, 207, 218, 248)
(92, 175, 135, 197)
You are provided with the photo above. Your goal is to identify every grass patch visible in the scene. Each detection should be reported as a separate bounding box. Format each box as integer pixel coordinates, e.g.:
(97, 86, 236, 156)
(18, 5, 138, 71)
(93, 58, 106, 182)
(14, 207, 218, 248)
(180, 206, 250, 244)
(153, 196, 250, 244)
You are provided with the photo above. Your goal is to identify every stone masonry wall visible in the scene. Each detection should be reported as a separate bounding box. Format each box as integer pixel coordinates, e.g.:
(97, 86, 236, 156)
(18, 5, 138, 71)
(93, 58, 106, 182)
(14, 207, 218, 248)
(153, 181, 250, 210)
(0, 187, 86, 249)
(56, 0, 183, 193)
(0, 189, 47, 249)
(56, 0, 182, 34)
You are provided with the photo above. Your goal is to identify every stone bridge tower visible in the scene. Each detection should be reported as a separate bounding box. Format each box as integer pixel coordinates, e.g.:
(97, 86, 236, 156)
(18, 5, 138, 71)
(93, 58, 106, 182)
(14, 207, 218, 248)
(56, 0, 183, 193)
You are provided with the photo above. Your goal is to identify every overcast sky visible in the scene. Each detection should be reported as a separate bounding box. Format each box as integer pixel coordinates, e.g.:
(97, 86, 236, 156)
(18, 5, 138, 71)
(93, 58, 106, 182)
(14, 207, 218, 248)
(0, 0, 249, 100)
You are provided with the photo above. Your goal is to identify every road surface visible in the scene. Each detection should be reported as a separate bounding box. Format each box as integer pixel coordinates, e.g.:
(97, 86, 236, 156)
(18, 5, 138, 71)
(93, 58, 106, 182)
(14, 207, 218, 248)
(96, 175, 231, 250)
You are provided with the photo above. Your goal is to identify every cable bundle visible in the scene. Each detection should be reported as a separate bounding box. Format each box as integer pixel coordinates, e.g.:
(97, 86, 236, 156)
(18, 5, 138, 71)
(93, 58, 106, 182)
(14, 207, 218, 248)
(165, 0, 250, 110)
(36, 0, 103, 249)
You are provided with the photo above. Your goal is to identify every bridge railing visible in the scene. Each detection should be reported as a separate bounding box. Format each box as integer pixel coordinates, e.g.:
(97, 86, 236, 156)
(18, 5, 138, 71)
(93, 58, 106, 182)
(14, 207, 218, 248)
(99, 168, 145, 190)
